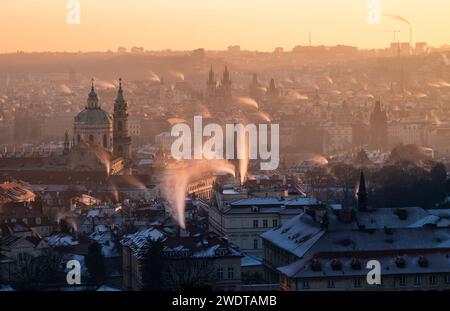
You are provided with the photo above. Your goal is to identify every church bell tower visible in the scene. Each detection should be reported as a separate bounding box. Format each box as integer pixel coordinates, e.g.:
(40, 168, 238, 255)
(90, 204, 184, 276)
(113, 78, 132, 161)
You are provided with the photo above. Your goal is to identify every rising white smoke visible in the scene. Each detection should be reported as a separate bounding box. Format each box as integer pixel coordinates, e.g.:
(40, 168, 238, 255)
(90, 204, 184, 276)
(161, 160, 236, 228)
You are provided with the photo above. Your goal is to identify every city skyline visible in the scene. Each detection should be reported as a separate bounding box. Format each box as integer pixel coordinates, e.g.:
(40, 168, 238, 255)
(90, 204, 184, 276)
(3, 0, 450, 299)
(2, 0, 450, 53)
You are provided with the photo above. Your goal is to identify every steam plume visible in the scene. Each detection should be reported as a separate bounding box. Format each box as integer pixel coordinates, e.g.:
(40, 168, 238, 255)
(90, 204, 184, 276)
(169, 70, 185, 81)
(385, 14, 410, 25)
(149, 71, 161, 82)
(161, 160, 236, 228)
(168, 117, 187, 125)
(236, 96, 259, 109)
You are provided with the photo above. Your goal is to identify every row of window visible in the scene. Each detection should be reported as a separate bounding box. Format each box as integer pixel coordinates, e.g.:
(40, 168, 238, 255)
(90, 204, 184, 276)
(399, 275, 450, 286)
(253, 219, 278, 229)
(6, 217, 41, 225)
(302, 275, 450, 289)
(76, 134, 111, 148)
(217, 267, 235, 280)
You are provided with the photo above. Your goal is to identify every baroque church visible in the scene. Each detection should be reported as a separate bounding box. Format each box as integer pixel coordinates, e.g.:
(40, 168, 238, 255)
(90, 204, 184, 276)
(64, 79, 132, 174)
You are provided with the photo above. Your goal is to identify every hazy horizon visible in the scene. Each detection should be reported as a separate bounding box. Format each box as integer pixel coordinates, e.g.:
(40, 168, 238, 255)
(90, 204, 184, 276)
(2, 0, 450, 53)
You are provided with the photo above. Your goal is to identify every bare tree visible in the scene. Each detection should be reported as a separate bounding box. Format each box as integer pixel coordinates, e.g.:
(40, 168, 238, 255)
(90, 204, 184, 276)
(12, 250, 63, 290)
(163, 258, 216, 291)
(332, 164, 359, 208)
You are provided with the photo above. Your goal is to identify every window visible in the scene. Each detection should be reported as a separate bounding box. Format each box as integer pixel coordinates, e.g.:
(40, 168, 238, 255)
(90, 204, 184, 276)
(118, 121, 123, 132)
(253, 239, 259, 249)
(89, 134, 94, 143)
(399, 276, 406, 286)
(77, 135, 81, 143)
(103, 134, 107, 148)
(354, 279, 362, 288)
(263, 220, 268, 228)
(445, 275, 450, 284)
(414, 275, 422, 286)
(217, 268, 223, 280)
(227, 267, 234, 279)
(272, 219, 278, 227)
(253, 220, 258, 228)
(302, 281, 310, 289)
(327, 280, 335, 288)
(36, 217, 41, 225)
(429, 275, 437, 285)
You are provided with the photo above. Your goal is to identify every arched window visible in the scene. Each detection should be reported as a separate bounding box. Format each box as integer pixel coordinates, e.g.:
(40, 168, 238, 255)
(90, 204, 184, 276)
(103, 134, 107, 148)
(118, 121, 123, 132)
(89, 134, 94, 143)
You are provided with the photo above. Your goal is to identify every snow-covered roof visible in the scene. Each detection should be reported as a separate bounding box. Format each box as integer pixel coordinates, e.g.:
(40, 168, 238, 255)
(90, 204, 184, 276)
(121, 228, 167, 258)
(279, 252, 450, 279)
(241, 255, 263, 267)
(0, 285, 15, 291)
(121, 228, 242, 260)
(355, 207, 430, 230)
(261, 212, 326, 258)
(231, 197, 287, 207)
(284, 197, 321, 206)
(307, 228, 450, 254)
(45, 234, 79, 247)
(96, 285, 121, 291)
(262, 207, 450, 261)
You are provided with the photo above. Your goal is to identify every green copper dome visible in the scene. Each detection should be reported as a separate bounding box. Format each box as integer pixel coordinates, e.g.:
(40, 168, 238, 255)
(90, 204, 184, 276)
(75, 108, 112, 125)
(74, 79, 112, 125)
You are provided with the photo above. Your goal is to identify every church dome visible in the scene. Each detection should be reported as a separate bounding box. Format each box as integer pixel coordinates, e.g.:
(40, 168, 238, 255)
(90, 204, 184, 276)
(75, 108, 112, 125)
(74, 79, 112, 125)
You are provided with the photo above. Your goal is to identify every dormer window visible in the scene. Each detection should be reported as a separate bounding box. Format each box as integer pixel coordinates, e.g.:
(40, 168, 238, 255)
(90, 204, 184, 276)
(351, 258, 362, 270)
(331, 259, 342, 271)
(310, 258, 321, 271)
(418, 256, 428, 268)
(395, 256, 406, 268)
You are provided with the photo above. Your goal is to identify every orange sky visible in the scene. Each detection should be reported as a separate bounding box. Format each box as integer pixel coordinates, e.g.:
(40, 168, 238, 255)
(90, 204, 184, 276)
(1, 0, 450, 52)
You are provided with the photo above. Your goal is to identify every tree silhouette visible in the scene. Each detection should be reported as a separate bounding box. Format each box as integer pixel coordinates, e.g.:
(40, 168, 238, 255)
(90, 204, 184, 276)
(85, 242, 105, 286)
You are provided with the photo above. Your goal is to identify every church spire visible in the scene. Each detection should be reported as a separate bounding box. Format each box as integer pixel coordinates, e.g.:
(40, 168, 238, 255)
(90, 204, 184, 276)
(63, 130, 70, 155)
(221, 65, 232, 100)
(208, 65, 215, 82)
(223, 65, 230, 82)
(357, 171, 368, 211)
(117, 78, 123, 99)
(114, 78, 126, 110)
(87, 78, 99, 109)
